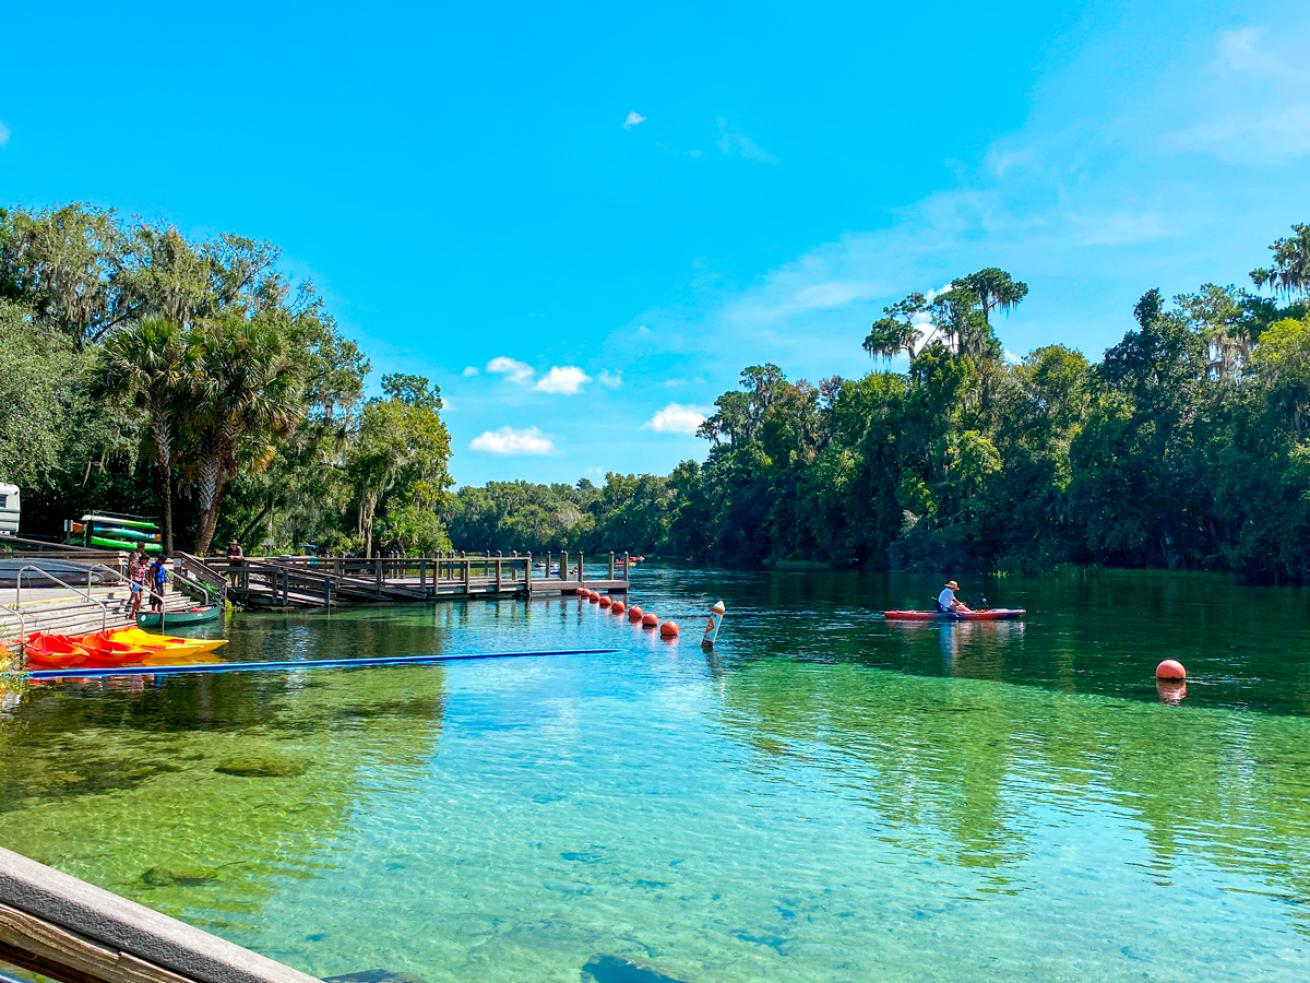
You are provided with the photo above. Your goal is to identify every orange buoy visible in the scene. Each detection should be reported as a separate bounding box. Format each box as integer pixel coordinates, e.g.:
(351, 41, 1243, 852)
(1156, 659, 1186, 681)
(611, 601, 625, 615)
(659, 620, 679, 638)
(598, 596, 612, 608)
(642, 613, 658, 628)
(628, 605, 644, 622)
(589, 593, 601, 604)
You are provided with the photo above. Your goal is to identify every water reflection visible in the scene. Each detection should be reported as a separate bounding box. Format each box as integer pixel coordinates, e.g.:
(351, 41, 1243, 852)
(716, 656, 1310, 931)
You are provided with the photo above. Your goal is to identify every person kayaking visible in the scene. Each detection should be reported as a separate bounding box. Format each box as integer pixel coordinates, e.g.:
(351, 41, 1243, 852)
(936, 580, 972, 615)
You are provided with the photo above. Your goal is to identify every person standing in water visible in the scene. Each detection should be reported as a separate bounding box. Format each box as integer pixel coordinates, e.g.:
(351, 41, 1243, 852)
(937, 579, 972, 614)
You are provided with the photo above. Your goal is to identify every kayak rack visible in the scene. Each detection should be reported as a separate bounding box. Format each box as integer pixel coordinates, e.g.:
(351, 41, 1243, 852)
(12, 648, 621, 681)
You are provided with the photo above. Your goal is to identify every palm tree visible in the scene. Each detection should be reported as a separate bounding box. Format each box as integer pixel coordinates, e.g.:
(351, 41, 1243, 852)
(1251, 223, 1310, 298)
(97, 317, 191, 552)
(183, 315, 305, 556)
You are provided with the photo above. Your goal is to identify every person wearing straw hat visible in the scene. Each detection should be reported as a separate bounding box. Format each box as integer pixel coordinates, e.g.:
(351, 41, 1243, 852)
(936, 580, 972, 615)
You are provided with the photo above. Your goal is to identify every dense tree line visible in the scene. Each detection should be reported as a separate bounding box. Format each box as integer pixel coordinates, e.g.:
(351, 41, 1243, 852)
(448, 224, 1310, 581)
(0, 204, 452, 556)
(8, 200, 1310, 581)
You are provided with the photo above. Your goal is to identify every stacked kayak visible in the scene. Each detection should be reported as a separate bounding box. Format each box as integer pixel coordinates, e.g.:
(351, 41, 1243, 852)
(18, 629, 227, 670)
(67, 514, 163, 554)
(883, 609, 1026, 621)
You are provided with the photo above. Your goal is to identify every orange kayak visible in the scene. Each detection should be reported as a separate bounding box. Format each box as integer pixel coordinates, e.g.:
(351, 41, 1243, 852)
(77, 632, 150, 668)
(22, 633, 88, 669)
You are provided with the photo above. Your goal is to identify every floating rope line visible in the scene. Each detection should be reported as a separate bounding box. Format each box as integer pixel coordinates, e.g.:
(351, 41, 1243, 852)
(13, 648, 621, 682)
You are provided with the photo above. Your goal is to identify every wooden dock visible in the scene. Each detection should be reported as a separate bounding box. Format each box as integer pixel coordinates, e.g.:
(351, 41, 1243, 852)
(181, 551, 631, 610)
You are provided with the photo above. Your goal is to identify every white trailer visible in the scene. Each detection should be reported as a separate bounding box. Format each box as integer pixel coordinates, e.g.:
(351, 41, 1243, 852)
(0, 483, 19, 534)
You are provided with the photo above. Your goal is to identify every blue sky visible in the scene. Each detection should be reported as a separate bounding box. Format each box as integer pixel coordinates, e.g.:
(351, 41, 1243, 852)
(3, 1, 1309, 486)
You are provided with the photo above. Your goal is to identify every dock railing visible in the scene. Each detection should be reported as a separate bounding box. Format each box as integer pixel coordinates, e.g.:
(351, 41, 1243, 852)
(0, 846, 317, 983)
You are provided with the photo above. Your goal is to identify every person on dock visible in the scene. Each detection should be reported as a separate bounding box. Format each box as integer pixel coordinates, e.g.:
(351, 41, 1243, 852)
(148, 556, 168, 612)
(127, 543, 147, 618)
(936, 580, 972, 615)
(226, 540, 244, 585)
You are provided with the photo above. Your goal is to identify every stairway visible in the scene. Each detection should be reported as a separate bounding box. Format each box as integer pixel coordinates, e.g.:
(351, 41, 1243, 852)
(1, 583, 200, 649)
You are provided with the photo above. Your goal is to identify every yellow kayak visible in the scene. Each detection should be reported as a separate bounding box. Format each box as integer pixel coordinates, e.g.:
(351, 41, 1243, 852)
(108, 627, 228, 660)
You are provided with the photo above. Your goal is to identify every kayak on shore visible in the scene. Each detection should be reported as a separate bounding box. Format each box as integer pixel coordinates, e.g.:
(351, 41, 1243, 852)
(883, 609, 1027, 621)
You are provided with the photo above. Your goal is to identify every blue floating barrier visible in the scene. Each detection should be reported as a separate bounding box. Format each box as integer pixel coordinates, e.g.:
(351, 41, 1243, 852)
(14, 648, 621, 681)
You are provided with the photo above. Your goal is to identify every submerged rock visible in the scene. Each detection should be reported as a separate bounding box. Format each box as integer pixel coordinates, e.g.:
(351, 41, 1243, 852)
(214, 754, 306, 778)
(581, 955, 689, 983)
(141, 865, 220, 887)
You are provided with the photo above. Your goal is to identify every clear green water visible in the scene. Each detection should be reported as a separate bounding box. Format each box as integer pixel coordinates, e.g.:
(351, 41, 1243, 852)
(3, 568, 1310, 981)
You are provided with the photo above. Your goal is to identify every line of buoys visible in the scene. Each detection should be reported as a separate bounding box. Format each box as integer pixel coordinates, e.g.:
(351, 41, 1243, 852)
(589, 593, 601, 604)
(659, 620, 679, 638)
(642, 613, 658, 629)
(598, 596, 612, 608)
(611, 600, 626, 615)
(628, 605, 643, 622)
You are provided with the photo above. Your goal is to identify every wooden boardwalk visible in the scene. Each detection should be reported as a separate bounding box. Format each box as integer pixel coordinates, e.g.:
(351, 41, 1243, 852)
(181, 551, 632, 610)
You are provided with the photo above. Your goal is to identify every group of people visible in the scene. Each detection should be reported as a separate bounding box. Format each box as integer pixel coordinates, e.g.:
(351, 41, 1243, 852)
(125, 543, 168, 618)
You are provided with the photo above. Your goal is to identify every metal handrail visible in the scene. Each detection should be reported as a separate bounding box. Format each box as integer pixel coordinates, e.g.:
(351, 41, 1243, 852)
(0, 603, 30, 650)
(84, 563, 175, 630)
(14, 564, 111, 632)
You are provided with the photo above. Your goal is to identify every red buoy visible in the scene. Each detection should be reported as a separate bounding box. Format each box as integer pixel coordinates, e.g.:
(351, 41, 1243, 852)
(659, 620, 679, 638)
(611, 601, 625, 615)
(641, 613, 658, 628)
(628, 605, 644, 622)
(589, 593, 601, 604)
(1156, 659, 1186, 681)
(598, 596, 612, 608)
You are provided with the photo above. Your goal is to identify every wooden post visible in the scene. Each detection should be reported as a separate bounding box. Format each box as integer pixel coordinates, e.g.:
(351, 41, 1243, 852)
(577, 552, 584, 584)
(525, 552, 532, 596)
(419, 558, 427, 593)
(560, 551, 569, 581)
(495, 558, 502, 593)
(623, 550, 630, 582)
(608, 551, 615, 580)
(464, 556, 471, 594)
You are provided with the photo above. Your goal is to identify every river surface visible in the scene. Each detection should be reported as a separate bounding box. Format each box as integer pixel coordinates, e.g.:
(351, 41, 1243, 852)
(2, 567, 1309, 981)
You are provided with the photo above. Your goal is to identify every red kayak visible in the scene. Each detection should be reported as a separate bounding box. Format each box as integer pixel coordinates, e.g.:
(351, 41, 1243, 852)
(883, 609, 1026, 621)
(22, 633, 89, 669)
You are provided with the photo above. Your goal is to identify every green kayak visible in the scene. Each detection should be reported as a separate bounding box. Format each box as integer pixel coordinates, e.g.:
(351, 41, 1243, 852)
(90, 535, 162, 553)
(137, 605, 222, 627)
(83, 514, 159, 531)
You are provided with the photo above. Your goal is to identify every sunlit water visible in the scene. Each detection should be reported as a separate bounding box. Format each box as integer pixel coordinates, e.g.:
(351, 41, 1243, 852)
(3, 567, 1309, 981)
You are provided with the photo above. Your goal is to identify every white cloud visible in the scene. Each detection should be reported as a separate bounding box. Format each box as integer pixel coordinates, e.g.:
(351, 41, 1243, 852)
(598, 369, 622, 388)
(534, 366, 591, 394)
(485, 356, 534, 384)
(716, 118, 778, 164)
(462, 365, 480, 377)
(643, 403, 710, 435)
(0, 121, 8, 147)
(659, 378, 686, 388)
(470, 426, 556, 456)
(1003, 349, 1023, 366)
(623, 111, 647, 129)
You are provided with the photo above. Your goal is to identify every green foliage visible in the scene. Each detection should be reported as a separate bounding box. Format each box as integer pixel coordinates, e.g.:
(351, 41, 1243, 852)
(0, 203, 451, 558)
(0, 300, 86, 487)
